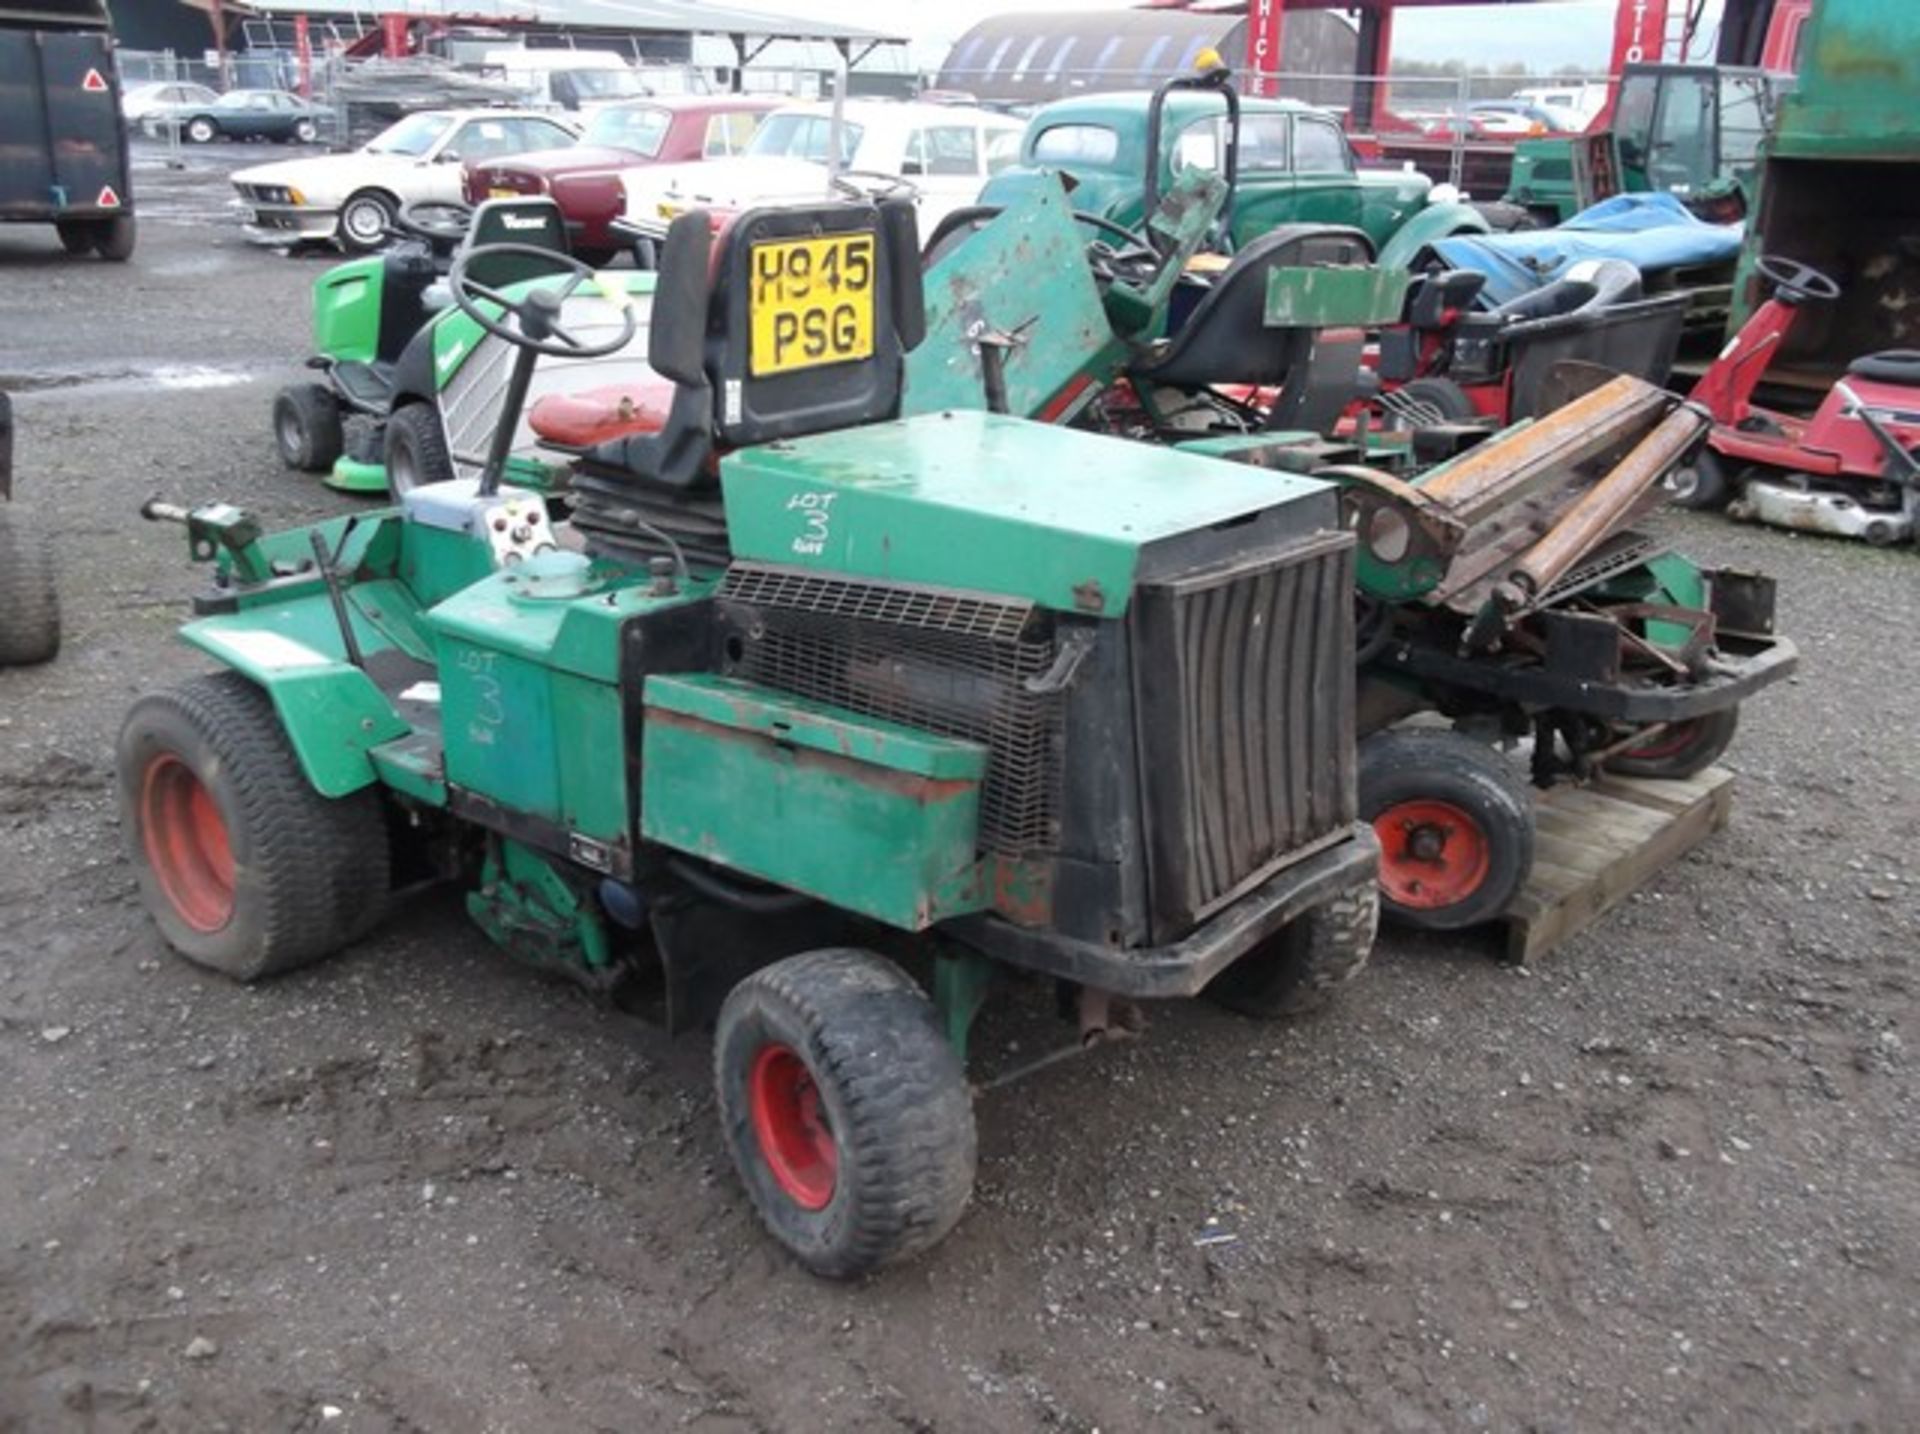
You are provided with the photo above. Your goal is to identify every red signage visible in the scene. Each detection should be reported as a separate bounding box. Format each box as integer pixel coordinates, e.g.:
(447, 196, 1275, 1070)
(81, 67, 108, 92)
(1607, 0, 1671, 70)
(1245, 0, 1285, 99)
(97, 186, 120, 208)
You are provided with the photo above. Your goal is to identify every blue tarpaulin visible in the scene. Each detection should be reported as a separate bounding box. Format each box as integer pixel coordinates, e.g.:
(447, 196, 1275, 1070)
(1424, 194, 1745, 306)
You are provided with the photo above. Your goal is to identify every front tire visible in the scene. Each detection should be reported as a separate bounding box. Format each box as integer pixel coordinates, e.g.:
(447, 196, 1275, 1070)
(293, 118, 319, 144)
(117, 673, 390, 981)
(1204, 879, 1379, 1018)
(274, 382, 344, 472)
(1666, 447, 1732, 510)
(0, 507, 61, 666)
(1360, 728, 1535, 931)
(382, 403, 455, 496)
(715, 949, 976, 1279)
(338, 190, 396, 254)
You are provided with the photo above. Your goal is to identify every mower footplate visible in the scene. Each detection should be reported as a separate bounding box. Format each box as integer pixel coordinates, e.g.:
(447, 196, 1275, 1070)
(947, 825, 1379, 999)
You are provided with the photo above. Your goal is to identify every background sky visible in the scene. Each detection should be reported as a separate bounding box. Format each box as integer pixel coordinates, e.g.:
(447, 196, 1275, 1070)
(734, 0, 1726, 74)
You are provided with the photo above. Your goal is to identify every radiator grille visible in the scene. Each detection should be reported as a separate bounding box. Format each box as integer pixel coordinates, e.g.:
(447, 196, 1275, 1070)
(1132, 533, 1357, 939)
(718, 564, 1062, 853)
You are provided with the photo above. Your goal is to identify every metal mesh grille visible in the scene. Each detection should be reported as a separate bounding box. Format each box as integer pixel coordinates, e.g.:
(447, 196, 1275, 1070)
(719, 564, 1061, 854)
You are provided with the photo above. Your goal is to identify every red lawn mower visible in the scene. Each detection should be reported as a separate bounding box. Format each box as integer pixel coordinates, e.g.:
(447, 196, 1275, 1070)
(1668, 255, 1920, 546)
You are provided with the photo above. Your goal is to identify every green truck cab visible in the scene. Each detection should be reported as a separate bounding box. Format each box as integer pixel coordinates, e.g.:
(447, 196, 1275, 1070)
(980, 86, 1485, 262)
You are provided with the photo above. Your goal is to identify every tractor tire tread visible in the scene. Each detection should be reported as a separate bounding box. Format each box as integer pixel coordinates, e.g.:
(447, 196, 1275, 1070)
(0, 507, 61, 665)
(276, 382, 344, 472)
(1205, 878, 1378, 1019)
(383, 402, 455, 495)
(119, 672, 389, 980)
(716, 948, 975, 1279)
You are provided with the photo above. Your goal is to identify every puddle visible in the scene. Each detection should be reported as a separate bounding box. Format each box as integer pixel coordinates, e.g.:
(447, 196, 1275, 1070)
(0, 363, 256, 396)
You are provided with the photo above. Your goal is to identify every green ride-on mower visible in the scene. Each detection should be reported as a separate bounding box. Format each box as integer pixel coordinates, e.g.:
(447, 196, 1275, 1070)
(123, 199, 1382, 1277)
(911, 178, 1798, 935)
(0, 391, 61, 666)
(271, 197, 655, 500)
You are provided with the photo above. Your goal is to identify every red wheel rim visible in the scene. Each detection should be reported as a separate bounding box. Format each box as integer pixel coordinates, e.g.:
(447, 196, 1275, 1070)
(1373, 799, 1491, 910)
(1622, 721, 1698, 761)
(140, 755, 236, 933)
(747, 1043, 837, 1211)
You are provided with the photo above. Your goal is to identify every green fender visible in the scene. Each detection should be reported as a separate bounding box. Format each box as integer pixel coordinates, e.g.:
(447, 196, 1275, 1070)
(180, 606, 409, 798)
(1377, 202, 1492, 273)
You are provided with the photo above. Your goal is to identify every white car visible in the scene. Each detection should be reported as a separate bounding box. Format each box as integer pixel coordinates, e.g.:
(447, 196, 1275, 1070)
(231, 108, 578, 251)
(122, 81, 219, 124)
(621, 100, 1023, 246)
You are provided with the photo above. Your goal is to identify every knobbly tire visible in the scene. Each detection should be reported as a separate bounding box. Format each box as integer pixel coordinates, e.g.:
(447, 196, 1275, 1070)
(1204, 879, 1380, 1019)
(1665, 448, 1732, 510)
(1360, 728, 1535, 931)
(274, 382, 345, 472)
(382, 403, 456, 496)
(714, 948, 976, 1279)
(117, 672, 390, 981)
(1606, 707, 1739, 781)
(0, 507, 61, 665)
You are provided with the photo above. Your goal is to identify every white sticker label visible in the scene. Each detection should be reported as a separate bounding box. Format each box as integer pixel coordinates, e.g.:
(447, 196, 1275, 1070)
(724, 379, 743, 426)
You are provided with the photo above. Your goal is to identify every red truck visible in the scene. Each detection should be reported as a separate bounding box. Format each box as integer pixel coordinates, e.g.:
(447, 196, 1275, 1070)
(464, 94, 779, 264)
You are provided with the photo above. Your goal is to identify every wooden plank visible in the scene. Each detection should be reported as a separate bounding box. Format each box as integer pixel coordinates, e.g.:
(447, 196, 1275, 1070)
(1502, 767, 1735, 964)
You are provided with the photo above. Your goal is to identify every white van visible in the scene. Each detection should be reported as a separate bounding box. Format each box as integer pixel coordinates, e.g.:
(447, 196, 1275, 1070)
(484, 49, 650, 114)
(1511, 83, 1608, 130)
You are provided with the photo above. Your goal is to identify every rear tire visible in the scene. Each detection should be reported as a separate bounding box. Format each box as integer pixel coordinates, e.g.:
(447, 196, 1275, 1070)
(293, 118, 319, 144)
(1606, 707, 1738, 780)
(1666, 447, 1731, 510)
(274, 382, 344, 472)
(185, 116, 218, 144)
(55, 221, 93, 256)
(94, 215, 135, 262)
(382, 403, 455, 496)
(0, 507, 61, 666)
(117, 673, 390, 981)
(1204, 879, 1379, 1018)
(1360, 728, 1535, 931)
(715, 948, 976, 1279)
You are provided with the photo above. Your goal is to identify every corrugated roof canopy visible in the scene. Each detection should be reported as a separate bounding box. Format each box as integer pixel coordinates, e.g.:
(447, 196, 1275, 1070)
(938, 7, 1356, 104)
(224, 0, 902, 44)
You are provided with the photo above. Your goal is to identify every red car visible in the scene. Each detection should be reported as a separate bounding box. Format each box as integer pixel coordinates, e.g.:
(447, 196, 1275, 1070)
(463, 95, 778, 263)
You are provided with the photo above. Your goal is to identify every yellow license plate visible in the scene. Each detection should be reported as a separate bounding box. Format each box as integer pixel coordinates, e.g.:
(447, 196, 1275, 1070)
(489, 187, 518, 199)
(748, 233, 875, 378)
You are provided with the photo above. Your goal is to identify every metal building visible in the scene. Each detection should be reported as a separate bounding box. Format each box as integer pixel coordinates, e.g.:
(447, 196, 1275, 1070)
(936, 7, 1358, 105)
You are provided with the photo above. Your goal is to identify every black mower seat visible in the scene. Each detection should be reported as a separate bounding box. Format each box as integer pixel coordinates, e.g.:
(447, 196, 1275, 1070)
(1133, 224, 1376, 389)
(331, 359, 395, 412)
(1847, 349, 1920, 384)
(1482, 258, 1643, 327)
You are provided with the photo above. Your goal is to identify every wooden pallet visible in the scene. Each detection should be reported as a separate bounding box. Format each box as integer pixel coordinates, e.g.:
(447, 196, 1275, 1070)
(1502, 765, 1735, 963)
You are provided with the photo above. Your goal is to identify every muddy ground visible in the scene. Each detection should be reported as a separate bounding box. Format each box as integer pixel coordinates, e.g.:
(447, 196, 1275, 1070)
(1, 146, 1915, 1433)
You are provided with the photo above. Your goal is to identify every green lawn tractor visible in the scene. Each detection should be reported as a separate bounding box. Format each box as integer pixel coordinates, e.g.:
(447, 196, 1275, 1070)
(0, 391, 61, 666)
(272, 197, 652, 500)
(912, 187, 1798, 935)
(123, 200, 1381, 1277)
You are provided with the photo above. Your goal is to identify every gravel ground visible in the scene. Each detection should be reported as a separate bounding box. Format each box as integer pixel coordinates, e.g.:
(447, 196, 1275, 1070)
(1, 147, 1915, 1433)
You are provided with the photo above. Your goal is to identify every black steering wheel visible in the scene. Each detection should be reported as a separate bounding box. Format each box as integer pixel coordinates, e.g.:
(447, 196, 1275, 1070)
(449, 244, 637, 360)
(396, 198, 472, 248)
(1757, 254, 1840, 304)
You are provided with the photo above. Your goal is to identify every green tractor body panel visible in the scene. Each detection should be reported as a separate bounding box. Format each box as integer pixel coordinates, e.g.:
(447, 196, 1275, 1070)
(181, 612, 409, 797)
(310, 254, 385, 364)
(1264, 264, 1411, 327)
(981, 90, 1444, 254)
(719, 410, 1322, 618)
(906, 179, 1115, 420)
(640, 674, 989, 930)
(426, 553, 716, 850)
(1373, 202, 1490, 271)
(1728, 0, 1920, 363)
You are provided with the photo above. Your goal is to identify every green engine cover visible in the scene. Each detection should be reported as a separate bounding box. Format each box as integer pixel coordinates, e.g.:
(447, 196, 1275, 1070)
(719, 410, 1328, 617)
